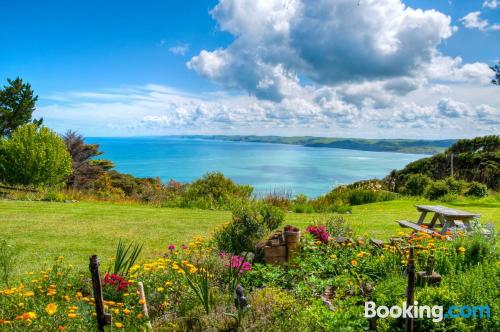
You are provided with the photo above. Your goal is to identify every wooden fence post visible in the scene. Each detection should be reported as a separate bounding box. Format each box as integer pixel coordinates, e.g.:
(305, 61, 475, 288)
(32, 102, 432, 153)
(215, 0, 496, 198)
(137, 281, 153, 331)
(89, 255, 112, 331)
(405, 247, 415, 332)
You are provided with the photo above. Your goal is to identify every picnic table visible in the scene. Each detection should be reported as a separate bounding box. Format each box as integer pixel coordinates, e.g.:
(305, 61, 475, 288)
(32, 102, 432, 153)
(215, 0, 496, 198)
(398, 205, 481, 235)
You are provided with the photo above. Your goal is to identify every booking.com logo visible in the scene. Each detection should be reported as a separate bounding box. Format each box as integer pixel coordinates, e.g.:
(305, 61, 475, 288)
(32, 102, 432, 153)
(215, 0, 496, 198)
(364, 301, 491, 322)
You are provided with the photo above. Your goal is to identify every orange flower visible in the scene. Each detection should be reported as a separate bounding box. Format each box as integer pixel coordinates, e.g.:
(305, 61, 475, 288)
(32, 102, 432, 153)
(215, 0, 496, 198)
(58, 326, 66, 331)
(351, 259, 358, 266)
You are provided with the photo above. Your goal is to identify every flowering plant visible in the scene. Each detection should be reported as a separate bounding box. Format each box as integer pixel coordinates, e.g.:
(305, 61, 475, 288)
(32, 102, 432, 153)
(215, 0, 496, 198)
(306, 225, 329, 243)
(103, 273, 131, 292)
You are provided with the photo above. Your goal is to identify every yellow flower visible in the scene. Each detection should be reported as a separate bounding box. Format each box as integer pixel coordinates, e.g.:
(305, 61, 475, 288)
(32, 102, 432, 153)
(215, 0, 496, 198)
(18, 303, 24, 307)
(164, 281, 173, 286)
(45, 303, 58, 316)
(23, 291, 34, 297)
(27, 312, 37, 319)
(351, 259, 358, 266)
(115, 322, 124, 329)
(62, 295, 70, 301)
(136, 313, 144, 319)
(67, 313, 78, 319)
(458, 247, 466, 253)
(113, 309, 120, 315)
(139, 299, 145, 305)
(157, 287, 164, 293)
(123, 309, 131, 315)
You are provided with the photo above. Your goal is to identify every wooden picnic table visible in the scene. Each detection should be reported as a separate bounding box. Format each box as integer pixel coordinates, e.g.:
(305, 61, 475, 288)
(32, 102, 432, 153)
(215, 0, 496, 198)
(398, 205, 480, 235)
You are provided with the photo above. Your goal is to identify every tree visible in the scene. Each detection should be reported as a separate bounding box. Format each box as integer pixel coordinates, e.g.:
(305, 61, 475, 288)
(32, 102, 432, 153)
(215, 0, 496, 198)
(0, 124, 72, 187)
(62, 130, 114, 188)
(490, 61, 500, 86)
(491, 61, 500, 86)
(0, 77, 42, 137)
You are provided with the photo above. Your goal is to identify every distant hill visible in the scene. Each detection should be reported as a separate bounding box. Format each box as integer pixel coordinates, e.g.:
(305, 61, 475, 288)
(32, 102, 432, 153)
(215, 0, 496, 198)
(385, 135, 500, 191)
(191, 135, 456, 154)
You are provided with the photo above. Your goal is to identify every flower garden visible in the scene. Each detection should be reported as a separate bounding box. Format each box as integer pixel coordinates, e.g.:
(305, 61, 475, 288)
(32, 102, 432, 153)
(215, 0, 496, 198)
(0, 214, 498, 332)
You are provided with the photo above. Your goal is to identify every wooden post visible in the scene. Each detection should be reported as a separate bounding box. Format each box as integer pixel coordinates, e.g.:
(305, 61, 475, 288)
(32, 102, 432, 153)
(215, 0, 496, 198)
(450, 153, 454, 178)
(138, 281, 153, 331)
(89, 255, 111, 331)
(405, 247, 415, 332)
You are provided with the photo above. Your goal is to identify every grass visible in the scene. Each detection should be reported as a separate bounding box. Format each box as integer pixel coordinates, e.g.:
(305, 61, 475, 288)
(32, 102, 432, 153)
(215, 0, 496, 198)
(0, 197, 498, 277)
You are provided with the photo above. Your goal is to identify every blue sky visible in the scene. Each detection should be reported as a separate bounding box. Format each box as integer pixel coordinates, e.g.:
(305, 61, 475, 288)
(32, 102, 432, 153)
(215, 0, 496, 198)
(1, 0, 499, 138)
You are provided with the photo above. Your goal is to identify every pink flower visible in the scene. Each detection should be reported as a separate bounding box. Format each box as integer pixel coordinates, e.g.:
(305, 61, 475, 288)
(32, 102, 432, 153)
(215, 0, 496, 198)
(228, 255, 252, 275)
(306, 225, 329, 243)
(168, 244, 175, 251)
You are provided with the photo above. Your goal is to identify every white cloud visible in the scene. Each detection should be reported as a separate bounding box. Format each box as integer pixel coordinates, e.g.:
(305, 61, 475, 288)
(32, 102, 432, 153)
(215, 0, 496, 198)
(483, 0, 498, 9)
(35, 81, 500, 138)
(188, 0, 455, 101)
(460, 12, 489, 30)
(169, 43, 190, 56)
(460, 11, 500, 31)
(33, 1, 500, 138)
(475, 104, 500, 124)
(437, 98, 472, 118)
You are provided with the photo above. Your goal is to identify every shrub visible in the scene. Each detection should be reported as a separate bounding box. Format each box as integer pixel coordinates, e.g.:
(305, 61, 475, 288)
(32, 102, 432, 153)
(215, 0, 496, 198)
(244, 287, 302, 331)
(0, 124, 72, 187)
(444, 176, 468, 195)
(213, 203, 268, 254)
(465, 181, 488, 197)
(399, 173, 431, 196)
(425, 180, 450, 200)
(182, 172, 253, 209)
(259, 204, 285, 231)
(42, 190, 66, 202)
(346, 189, 397, 205)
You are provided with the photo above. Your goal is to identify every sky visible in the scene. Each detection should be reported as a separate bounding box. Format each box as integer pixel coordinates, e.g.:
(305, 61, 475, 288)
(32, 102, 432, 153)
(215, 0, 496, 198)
(0, 0, 499, 138)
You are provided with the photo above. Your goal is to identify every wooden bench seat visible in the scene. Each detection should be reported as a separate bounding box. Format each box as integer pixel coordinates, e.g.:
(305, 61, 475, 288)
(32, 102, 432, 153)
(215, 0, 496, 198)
(397, 220, 438, 235)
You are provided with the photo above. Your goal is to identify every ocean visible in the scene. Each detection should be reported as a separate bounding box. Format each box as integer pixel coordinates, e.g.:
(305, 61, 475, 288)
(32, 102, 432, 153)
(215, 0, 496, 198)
(86, 137, 424, 197)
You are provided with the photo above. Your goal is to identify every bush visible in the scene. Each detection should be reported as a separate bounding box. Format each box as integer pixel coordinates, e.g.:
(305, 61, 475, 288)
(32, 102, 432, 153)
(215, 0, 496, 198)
(213, 203, 268, 254)
(259, 204, 285, 231)
(425, 180, 450, 200)
(444, 176, 468, 195)
(465, 181, 488, 198)
(42, 190, 66, 202)
(399, 173, 431, 196)
(346, 189, 398, 205)
(0, 124, 72, 187)
(182, 172, 253, 209)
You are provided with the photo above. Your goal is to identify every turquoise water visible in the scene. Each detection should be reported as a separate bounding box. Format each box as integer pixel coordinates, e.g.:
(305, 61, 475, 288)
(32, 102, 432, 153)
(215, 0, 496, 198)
(87, 137, 424, 197)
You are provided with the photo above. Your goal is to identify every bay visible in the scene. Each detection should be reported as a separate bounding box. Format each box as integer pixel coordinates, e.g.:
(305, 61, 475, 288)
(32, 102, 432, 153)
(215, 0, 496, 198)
(87, 137, 425, 197)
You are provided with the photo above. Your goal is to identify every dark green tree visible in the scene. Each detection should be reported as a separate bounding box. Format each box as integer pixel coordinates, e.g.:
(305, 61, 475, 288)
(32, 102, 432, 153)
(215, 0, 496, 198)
(62, 130, 114, 188)
(491, 61, 500, 86)
(0, 77, 42, 137)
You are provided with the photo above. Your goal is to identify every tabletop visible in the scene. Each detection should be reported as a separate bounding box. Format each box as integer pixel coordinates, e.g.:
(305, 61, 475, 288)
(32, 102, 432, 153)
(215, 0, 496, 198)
(415, 205, 480, 218)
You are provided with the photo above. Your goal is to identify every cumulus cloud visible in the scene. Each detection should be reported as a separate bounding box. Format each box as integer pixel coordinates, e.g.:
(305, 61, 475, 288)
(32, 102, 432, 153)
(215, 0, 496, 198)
(460, 11, 500, 31)
(475, 104, 500, 124)
(188, 0, 455, 101)
(437, 98, 472, 118)
(34, 1, 500, 138)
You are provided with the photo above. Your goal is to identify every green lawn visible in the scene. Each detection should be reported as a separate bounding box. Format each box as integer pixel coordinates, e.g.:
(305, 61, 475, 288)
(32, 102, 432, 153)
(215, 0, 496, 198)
(0, 198, 498, 276)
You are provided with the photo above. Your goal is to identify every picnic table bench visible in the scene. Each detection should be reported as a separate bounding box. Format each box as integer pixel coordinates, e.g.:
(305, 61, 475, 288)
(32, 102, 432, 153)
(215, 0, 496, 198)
(397, 205, 481, 235)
